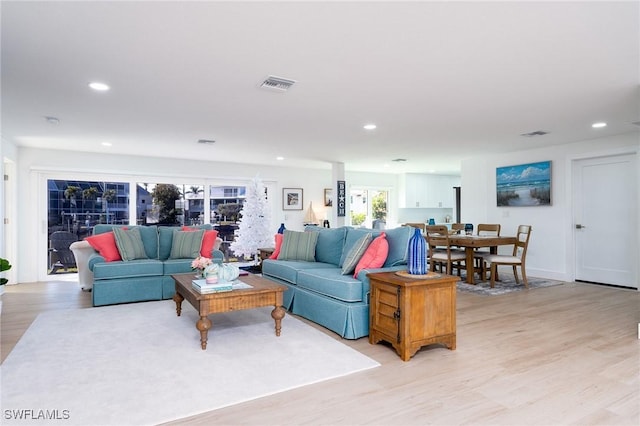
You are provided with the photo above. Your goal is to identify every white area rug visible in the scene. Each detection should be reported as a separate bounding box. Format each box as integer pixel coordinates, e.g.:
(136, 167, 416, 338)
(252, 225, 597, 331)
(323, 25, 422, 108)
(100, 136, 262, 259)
(1, 300, 379, 425)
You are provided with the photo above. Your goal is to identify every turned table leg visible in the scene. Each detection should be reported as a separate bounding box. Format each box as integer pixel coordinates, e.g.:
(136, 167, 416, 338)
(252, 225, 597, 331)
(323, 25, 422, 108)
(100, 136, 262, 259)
(196, 316, 212, 350)
(173, 292, 184, 316)
(271, 306, 286, 336)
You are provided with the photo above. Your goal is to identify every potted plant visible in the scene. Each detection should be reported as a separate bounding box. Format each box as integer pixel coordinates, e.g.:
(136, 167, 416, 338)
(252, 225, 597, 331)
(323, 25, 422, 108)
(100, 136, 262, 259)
(82, 186, 98, 200)
(64, 185, 80, 200)
(0, 257, 12, 296)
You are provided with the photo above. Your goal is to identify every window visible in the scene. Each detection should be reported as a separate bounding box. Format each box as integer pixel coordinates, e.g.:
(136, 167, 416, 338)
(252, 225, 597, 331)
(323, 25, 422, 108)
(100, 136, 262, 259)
(47, 179, 129, 273)
(349, 188, 388, 229)
(209, 185, 246, 224)
(136, 183, 204, 226)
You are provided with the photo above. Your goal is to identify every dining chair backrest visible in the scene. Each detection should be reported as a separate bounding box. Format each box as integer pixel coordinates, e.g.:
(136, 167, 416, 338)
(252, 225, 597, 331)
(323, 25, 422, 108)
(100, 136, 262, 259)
(451, 223, 465, 234)
(512, 225, 532, 259)
(424, 225, 450, 250)
(404, 223, 426, 233)
(477, 223, 501, 236)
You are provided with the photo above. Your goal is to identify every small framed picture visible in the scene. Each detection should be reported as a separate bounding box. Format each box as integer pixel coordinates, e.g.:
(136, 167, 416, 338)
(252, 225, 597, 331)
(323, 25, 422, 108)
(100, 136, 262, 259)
(283, 188, 303, 210)
(324, 188, 333, 207)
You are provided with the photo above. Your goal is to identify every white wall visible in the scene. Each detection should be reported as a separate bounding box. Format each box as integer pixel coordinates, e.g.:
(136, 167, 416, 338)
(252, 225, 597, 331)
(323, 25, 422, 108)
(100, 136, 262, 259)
(13, 132, 638, 284)
(1, 138, 19, 285)
(461, 133, 639, 281)
(15, 148, 399, 283)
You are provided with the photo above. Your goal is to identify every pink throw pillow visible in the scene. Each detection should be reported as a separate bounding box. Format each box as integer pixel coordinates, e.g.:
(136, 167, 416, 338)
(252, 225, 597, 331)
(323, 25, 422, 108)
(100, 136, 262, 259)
(85, 232, 122, 262)
(182, 226, 219, 257)
(269, 234, 284, 259)
(353, 232, 389, 278)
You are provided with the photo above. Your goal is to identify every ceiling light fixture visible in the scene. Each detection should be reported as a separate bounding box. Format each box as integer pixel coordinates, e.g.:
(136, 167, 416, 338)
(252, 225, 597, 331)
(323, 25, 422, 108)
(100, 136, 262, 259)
(101, 142, 112, 147)
(363, 124, 377, 130)
(88, 82, 110, 91)
(592, 122, 607, 128)
(276, 156, 284, 161)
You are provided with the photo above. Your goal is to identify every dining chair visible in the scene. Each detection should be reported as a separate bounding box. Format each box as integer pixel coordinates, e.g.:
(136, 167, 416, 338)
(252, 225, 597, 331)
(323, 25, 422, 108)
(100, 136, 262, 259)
(404, 223, 426, 233)
(425, 225, 466, 275)
(484, 225, 532, 288)
(451, 223, 465, 234)
(473, 224, 501, 280)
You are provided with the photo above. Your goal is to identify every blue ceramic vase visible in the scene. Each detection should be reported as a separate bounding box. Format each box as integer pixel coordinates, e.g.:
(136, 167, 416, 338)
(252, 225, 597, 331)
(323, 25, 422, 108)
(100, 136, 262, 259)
(277, 223, 286, 234)
(408, 227, 427, 275)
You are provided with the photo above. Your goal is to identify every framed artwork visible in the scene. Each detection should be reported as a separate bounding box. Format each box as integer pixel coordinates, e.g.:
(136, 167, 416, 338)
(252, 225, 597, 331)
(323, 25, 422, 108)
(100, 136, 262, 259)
(282, 188, 303, 210)
(496, 161, 551, 206)
(324, 188, 333, 207)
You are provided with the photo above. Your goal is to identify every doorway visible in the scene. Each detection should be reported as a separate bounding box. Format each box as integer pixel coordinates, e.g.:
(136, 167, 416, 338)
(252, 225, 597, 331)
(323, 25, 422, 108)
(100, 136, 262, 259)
(572, 153, 638, 288)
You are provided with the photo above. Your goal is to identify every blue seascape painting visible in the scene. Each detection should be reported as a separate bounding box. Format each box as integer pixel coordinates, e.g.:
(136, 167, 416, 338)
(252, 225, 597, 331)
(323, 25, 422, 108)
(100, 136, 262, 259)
(496, 161, 551, 206)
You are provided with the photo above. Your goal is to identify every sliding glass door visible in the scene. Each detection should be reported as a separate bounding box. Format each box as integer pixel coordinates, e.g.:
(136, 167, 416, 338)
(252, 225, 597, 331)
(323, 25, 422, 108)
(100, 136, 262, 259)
(47, 179, 130, 274)
(349, 188, 388, 229)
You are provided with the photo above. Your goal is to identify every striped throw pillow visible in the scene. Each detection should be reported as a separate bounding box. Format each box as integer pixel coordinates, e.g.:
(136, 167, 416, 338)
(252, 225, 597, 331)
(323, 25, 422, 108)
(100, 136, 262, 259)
(113, 227, 148, 261)
(277, 230, 318, 262)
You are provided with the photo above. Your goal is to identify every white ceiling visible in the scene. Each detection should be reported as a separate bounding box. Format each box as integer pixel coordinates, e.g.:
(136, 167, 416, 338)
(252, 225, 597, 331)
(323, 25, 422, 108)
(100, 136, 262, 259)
(2, 1, 639, 174)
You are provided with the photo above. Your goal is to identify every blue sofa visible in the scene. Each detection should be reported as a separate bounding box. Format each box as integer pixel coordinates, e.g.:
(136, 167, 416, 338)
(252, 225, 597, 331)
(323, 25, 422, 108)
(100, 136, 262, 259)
(84, 224, 222, 306)
(261, 226, 413, 339)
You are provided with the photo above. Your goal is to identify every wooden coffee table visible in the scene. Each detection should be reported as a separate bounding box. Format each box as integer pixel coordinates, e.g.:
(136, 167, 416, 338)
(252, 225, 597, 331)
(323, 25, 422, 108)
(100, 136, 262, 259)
(171, 273, 287, 350)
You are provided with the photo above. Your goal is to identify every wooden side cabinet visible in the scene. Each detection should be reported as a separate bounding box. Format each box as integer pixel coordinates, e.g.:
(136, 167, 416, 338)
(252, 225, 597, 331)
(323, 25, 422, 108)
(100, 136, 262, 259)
(257, 247, 275, 270)
(368, 271, 457, 361)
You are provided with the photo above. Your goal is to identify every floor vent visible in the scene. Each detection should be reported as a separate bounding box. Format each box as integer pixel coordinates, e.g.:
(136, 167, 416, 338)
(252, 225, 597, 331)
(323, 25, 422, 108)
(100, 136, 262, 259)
(260, 76, 296, 92)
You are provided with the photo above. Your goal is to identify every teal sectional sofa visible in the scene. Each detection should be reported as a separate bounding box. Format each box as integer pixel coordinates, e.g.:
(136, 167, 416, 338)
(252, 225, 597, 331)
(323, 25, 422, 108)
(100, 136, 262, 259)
(81, 224, 222, 306)
(261, 225, 413, 339)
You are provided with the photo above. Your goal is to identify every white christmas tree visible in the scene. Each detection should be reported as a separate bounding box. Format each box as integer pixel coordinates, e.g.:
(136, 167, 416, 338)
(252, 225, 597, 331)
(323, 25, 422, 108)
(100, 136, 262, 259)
(229, 176, 272, 261)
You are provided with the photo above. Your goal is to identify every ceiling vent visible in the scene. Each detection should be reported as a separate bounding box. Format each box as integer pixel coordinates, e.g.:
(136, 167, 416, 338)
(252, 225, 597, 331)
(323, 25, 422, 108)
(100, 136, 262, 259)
(197, 139, 216, 145)
(631, 121, 640, 127)
(520, 130, 549, 137)
(260, 75, 296, 92)
(392, 158, 407, 162)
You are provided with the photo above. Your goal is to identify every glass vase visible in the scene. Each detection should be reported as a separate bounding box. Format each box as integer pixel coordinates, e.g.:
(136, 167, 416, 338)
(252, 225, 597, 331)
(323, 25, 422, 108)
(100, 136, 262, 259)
(408, 227, 427, 275)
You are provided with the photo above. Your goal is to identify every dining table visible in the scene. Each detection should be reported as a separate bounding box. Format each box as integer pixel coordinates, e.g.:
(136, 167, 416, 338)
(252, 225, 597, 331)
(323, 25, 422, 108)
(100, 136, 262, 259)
(447, 234, 517, 284)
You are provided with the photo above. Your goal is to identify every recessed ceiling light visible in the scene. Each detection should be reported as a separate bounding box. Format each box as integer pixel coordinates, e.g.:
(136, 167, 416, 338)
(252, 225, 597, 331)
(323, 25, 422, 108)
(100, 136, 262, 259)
(363, 124, 377, 130)
(276, 156, 284, 161)
(88, 82, 110, 91)
(592, 122, 607, 128)
(101, 142, 112, 147)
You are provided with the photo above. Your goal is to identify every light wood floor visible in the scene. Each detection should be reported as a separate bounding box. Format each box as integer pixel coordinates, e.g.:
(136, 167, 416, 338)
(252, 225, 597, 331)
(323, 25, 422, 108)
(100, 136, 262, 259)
(1, 277, 638, 425)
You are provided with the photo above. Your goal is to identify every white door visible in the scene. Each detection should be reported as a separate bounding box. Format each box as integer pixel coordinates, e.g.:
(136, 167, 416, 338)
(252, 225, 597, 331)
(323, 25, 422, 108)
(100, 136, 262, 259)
(573, 153, 638, 288)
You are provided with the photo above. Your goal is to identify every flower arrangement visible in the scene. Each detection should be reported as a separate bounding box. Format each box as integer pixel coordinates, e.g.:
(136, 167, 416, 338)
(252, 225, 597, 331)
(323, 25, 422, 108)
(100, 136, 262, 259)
(191, 256, 212, 275)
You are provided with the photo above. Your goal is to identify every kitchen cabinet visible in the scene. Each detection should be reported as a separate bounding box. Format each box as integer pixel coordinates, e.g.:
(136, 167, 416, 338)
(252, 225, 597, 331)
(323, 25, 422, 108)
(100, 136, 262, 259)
(399, 174, 460, 208)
